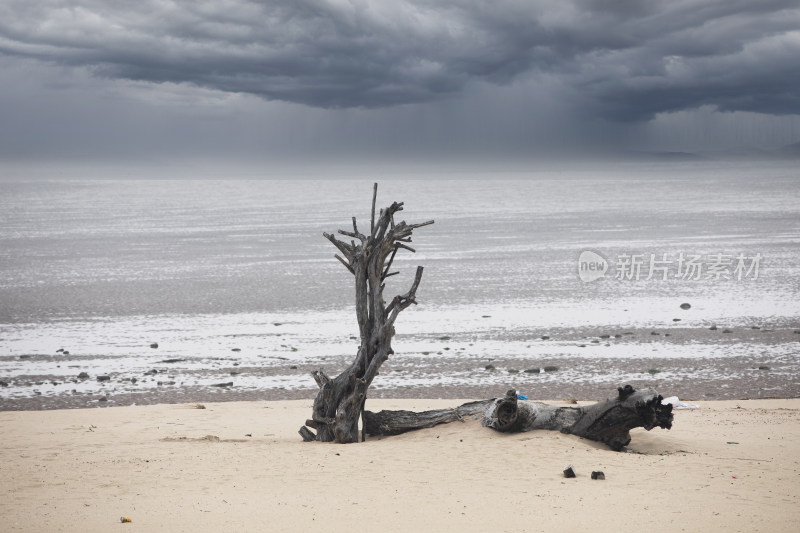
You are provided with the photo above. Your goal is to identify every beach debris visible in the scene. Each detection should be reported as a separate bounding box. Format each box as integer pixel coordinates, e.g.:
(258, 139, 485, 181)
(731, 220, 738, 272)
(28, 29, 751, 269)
(120, 516, 132, 523)
(77, 372, 90, 379)
(591, 471, 605, 480)
(211, 382, 234, 387)
(543, 366, 559, 372)
(194, 403, 206, 409)
(726, 441, 739, 445)
(150, 342, 159, 349)
(680, 303, 691, 310)
(661, 396, 700, 410)
(96, 375, 111, 382)
(563, 465, 576, 478)
(516, 393, 528, 400)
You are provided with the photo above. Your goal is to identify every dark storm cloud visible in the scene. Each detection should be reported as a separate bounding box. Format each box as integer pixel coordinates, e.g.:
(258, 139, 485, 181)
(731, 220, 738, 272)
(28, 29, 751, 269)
(0, 0, 798, 120)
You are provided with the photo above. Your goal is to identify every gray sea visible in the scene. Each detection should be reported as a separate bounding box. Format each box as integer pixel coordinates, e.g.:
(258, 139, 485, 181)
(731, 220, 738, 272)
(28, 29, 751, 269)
(1, 161, 799, 409)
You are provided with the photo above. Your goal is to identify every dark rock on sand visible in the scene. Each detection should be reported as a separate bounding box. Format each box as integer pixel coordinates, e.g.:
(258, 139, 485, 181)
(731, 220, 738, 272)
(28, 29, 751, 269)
(231, 348, 241, 352)
(543, 366, 559, 372)
(710, 324, 718, 330)
(78, 372, 90, 379)
(150, 343, 159, 349)
(680, 303, 691, 310)
(144, 369, 159, 376)
(96, 375, 111, 382)
(563, 465, 576, 478)
(524, 368, 540, 374)
(591, 471, 606, 480)
(212, 382, 234, 388)
(19, 355, 31, 359)
(0, 380, 8, 387)
(723, 329, 733, 333)
(98, 396, 108, 402)
(160, 358, 185, 363)
(157, 380, 176, 386)
(541, 335, 550, 340)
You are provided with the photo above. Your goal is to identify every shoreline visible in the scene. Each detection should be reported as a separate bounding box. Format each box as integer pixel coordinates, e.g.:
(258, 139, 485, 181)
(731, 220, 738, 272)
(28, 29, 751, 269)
(1, 398, 798, 532)
(2, 322, 799, 411)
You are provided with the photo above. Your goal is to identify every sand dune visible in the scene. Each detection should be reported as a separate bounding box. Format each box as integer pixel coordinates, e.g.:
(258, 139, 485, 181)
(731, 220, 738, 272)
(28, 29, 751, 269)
(1, 398, 798, 532)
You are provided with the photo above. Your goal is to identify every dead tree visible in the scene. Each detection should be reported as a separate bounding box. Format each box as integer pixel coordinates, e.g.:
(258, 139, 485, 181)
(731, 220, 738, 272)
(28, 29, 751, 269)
(299, 184, 434, 443)
(362, 385, 673, 451)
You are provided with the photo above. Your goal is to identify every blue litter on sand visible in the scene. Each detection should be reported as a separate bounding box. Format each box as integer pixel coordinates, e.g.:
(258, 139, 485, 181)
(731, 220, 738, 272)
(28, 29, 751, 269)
(517, 394, 528, 400)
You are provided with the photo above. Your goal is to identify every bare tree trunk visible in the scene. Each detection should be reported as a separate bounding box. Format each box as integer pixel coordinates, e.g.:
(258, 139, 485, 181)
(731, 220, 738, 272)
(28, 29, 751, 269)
(299, 184, 434, 443)
(362, 385, 674, 451)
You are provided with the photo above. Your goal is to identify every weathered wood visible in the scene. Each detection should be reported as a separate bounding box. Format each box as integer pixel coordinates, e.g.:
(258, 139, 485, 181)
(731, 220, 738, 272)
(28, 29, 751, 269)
(362, 385, 673, 451)
(299, 184, 434, 443)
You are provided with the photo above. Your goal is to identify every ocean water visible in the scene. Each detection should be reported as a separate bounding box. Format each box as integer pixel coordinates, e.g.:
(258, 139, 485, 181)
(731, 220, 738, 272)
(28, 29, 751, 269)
(1, 161, 799, 408)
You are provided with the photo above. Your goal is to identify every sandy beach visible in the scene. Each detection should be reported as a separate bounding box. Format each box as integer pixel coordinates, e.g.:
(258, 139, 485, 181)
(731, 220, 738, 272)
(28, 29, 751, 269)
(1, 398, 798, 532)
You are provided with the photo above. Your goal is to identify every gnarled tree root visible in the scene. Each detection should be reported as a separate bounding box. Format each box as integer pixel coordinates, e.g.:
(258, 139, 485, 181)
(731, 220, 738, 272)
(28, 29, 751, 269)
(360, 385, 673, 451)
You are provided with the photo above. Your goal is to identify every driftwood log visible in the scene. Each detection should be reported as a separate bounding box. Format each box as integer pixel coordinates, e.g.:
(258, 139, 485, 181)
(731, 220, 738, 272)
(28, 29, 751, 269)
(362, 385, 674, 451)
(299, 184, 434, 443)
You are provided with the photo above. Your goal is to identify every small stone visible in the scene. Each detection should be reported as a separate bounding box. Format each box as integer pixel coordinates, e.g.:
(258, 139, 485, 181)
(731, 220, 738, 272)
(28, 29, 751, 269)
(150, 343, 159, 349)
(524, 368, 540, 374)
(157, 380, 176, 386)
(0, 380, 8, 387)
(651, 331, 660, 336)
(577, 344, 586, 348)
(751, 326, 760, 330)
(709, 325, 718, 330)
(664, 333, 671, 337)
(484, 364, 495, 370)
(96, 375, 111, 382)
(591, 471, 605, 480)
(507, 369, 519, 374)
(144, 369, 159, 376)
(230, 371, 240, 375)
(231, 348, 241, 352)
(211, 382, 234, 388)
(599, 334, 610, 339)
(482, 315, 491, 318)
(160, 358, 185, 363)
(673, 318, 681, 322)
(77, 372, 90, 379)
(290, 365, 297, 369)
(722, 329, 732, 334)
(98, 396, 108, 402)
(130, 377, 138, 384)
(680, 303, 691, 310)
(543, 366, 559, 372)
(758, 365, 770, 370)
(438, 336, 451, 341)
(563, 465, 576, 478)
(541, 335, 550, 340)
(19, 355, 31, 359)
(56, 348, 64, 353)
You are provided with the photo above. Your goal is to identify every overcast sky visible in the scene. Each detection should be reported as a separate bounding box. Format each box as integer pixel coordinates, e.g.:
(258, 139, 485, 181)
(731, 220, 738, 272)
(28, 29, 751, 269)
(1, 0, 799, 173)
